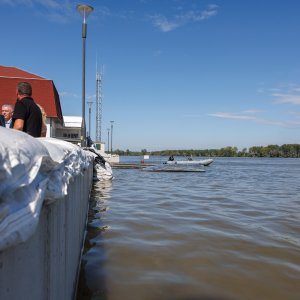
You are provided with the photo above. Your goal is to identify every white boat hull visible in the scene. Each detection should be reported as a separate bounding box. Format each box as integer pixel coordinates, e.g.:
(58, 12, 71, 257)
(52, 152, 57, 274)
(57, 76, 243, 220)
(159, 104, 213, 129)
(166, 159, 213, 166)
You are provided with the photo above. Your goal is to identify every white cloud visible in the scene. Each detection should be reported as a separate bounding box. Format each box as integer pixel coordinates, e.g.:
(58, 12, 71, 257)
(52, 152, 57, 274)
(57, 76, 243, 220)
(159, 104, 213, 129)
(208, 112, 256, 120)
(59, 91, 96, 102)
(149, 4, 219, 32)
(287, 120, 300, 126)
(150, 15, 180, 32)
(255, 118, 286, 127)
(0, 0, 33, 5)
(272, 93, 300, 105)
(36, 0, 62, 9)
(0, 0, 66, 8)
(242, 109, 264, 114)
(86, 94, 96, 101)
(288, 111, 300, 117)
(292, 87, 300, 92)
(256, 88, 265, 93)
(259, 82, 300, 105)
(59, 91, 80, 98)
(269, 88, 282, 93)
(0, 0, 76, 23)
(220, 83, 300, 128)
(0, 0, 67, 7)
(208, 110, 300, 128)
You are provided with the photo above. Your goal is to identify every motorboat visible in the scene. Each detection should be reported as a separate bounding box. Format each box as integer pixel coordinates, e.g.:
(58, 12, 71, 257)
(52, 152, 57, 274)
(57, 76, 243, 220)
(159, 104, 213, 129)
(165, 158, 213, 166)
(142, 164, 206, 172)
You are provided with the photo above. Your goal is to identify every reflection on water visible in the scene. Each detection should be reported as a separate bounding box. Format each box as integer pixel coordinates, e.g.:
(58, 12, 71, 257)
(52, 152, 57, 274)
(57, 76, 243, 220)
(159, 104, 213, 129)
(77, 157, 300, 300)
(76, 180, 112, 300)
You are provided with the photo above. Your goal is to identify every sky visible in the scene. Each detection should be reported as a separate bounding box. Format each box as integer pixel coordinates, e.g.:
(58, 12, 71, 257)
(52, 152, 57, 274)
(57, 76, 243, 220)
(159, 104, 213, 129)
(1, 0, 300, 151)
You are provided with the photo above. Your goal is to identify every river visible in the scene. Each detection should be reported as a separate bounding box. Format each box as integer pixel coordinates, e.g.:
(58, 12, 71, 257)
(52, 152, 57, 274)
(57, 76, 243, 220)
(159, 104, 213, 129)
(77, 157, 300, 300)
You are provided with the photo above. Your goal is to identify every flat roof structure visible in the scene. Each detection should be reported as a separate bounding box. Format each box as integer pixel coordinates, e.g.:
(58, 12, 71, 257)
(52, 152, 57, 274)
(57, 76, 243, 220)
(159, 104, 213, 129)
(64, 116, 82, 128)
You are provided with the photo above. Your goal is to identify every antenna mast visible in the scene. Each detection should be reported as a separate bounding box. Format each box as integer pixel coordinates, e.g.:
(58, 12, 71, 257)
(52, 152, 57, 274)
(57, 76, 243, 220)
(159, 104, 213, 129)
(95, 69, 103, 142)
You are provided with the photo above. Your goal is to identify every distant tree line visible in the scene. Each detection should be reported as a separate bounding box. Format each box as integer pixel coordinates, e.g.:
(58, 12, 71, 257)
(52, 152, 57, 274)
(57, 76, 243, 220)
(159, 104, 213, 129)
(113, 144, 300, 158)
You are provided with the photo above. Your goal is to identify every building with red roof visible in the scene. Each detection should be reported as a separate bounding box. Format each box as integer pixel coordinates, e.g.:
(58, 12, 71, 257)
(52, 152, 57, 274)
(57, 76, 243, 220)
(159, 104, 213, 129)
(0, 65, 64, 137)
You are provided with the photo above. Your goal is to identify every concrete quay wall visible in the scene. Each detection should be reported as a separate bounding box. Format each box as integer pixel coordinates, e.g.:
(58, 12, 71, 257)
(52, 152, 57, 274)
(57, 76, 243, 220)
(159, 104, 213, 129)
(0, 163, 93, 300)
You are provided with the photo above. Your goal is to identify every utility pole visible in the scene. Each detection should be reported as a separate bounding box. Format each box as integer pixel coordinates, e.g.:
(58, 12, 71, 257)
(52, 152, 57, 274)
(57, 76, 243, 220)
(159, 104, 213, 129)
(77, 4, 93, 146)
(110, 120, 114, 153)
(107, 128, 110, 154)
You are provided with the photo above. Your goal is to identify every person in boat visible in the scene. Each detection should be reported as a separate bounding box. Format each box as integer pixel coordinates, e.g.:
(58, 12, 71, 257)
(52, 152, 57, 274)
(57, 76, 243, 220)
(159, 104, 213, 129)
(168, 155, 174, 161)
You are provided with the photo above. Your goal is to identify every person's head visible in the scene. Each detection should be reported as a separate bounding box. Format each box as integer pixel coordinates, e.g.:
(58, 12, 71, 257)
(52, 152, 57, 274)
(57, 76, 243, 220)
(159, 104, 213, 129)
(1, 104, 14, 121)
(16, 82, 32, 99)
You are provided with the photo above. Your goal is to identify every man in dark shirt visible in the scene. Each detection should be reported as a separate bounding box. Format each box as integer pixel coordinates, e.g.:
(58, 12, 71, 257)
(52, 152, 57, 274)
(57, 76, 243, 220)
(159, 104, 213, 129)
(13, 82, 42, 137)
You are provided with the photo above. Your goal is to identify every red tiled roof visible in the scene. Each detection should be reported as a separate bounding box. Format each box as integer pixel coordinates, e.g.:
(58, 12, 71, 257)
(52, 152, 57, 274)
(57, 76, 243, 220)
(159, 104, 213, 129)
(0, 65, 63, 122)
(0, 66, 44, 80)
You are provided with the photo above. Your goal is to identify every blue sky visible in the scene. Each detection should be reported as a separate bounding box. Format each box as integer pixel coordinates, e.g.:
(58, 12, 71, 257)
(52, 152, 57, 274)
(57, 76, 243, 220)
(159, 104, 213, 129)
(2, 0, 300, 151)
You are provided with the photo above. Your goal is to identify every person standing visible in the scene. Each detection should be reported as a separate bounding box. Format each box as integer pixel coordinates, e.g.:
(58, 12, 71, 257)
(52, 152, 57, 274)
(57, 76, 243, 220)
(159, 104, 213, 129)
(1, 104, 14, 128)
(13, 82, 42, 137)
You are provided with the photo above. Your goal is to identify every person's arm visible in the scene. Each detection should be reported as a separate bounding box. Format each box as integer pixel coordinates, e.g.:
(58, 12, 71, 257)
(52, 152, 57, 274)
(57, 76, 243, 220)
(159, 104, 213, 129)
(0, 115, 5, 127)
(12, 101, 26, 131)
(41, 124, 47, 137)
(13, 119, 24, 131)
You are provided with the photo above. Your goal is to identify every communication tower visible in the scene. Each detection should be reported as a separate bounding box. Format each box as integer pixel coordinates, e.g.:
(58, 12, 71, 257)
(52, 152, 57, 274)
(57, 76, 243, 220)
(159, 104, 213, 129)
(95, 70, 102, 142)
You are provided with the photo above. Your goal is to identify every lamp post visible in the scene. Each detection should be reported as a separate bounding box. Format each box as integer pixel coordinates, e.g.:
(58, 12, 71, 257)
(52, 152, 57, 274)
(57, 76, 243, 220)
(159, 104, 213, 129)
(110, 120, 114, 154)
(107, 128, 110, 154)
(77, 4, 93, 147)
(87, 101, 93, 136)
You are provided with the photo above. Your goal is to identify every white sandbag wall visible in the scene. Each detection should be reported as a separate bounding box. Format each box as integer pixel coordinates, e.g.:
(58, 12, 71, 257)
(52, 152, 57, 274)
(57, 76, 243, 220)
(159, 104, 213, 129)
(0, 128, 94, 300)
(0, 166, 93, 300)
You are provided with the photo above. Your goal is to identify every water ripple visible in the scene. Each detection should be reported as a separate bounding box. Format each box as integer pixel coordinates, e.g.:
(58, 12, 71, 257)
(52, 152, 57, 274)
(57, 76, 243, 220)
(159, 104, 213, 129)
(77, 157, 300, 300)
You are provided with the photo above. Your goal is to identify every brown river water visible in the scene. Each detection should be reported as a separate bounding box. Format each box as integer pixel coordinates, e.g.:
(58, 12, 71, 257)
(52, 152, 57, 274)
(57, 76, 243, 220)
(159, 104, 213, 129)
(77, 157, 300, 300)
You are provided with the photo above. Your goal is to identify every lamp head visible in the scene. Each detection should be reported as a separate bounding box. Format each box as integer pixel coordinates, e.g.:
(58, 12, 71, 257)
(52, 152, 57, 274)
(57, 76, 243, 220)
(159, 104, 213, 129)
(76, 4, 94, 23)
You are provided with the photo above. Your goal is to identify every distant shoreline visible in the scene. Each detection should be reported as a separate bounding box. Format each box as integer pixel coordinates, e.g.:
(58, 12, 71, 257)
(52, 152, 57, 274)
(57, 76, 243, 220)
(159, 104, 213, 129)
(111, 144, 300, 158)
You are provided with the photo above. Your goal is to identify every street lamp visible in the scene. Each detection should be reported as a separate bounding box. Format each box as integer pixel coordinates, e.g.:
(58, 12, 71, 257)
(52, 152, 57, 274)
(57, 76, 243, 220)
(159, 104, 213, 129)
(110, 120, 114, 153)
(87, 101, 93, 136)
(107, 128, 110, 154)
(77, 4, 93, 147)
